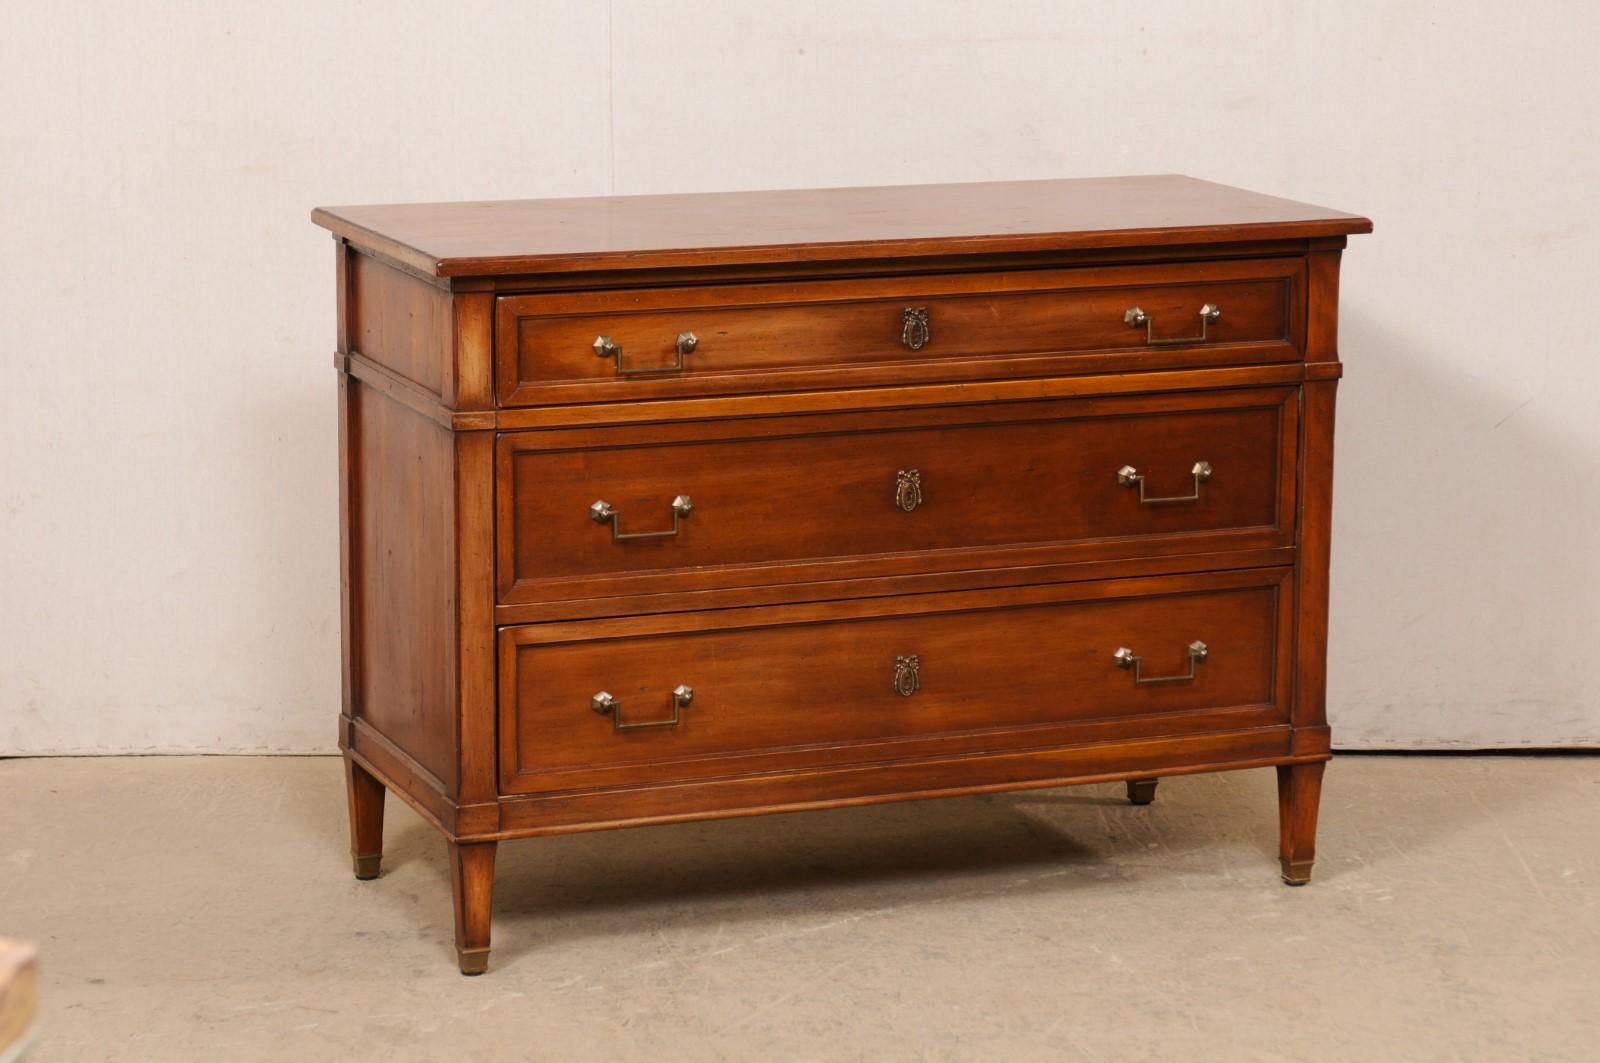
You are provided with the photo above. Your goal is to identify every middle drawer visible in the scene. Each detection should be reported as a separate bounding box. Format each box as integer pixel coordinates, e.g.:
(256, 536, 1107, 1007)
(497, 387, 1298, 607)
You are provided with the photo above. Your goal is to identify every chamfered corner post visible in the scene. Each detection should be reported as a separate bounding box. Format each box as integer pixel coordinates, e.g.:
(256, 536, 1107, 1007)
(1125, 778, 1159, 805)
(1276, 761, 1326, 885)
(449, 840, 498, 975)
(345, 755, 386, 880)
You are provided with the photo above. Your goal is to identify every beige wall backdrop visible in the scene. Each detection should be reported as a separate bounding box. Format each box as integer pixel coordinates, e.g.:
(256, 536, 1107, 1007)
(3, 1, 1596, 752)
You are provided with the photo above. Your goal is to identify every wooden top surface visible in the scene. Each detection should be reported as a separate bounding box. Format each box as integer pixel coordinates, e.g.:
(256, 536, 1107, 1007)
(312, 175, 1370, 278)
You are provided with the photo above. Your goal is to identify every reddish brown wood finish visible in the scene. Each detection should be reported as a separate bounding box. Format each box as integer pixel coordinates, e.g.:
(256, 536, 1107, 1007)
(501, 569, 1292, 794)
(449, 841, 496, 975)
(349, 383, 460, 792)
(345, 756, 386, 879)
(495, 728, 1311, 836)
(1277, 761, 1326, 884)
(495, 257, 1303, 405)
(316, 176, 1367, 973)
(312, 175, 1370, 277)
(497, 388, 1297, 606)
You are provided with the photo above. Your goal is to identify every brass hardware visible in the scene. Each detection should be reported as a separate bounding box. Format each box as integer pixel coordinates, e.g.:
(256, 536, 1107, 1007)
(893, 655, 921, 697)
(901, 307, 930, 350)
(1280, 857, 1315, 886)
(591, 684, 694, 731)
(1123, 302, 1221, 345)
(1117, 461, 1212, 505)
(894, 469, 923, 513)
(1113, 640, 1208, 685)
(593, 332, 697, 375)
(589, 495, 693, 541)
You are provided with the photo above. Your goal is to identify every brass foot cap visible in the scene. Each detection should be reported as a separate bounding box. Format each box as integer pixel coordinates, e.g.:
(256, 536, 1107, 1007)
(1280, 858, 1314, 886)
(352, 852, 382, 880)
(457, 946, 491, 976)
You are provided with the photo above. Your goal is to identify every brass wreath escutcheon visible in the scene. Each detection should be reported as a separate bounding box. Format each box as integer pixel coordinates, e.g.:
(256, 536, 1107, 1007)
(893, 655, 921, 697)
(901, 307, 930, 350)
(894, 469, 923, 513)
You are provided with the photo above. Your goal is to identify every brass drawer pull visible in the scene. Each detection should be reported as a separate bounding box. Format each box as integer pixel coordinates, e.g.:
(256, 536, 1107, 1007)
(1124, 303, 1220, 345)
(1118, 461, 1212, 505)
(893, 655, 921, 697)
(1113, 641, 1208, 685)
(901, 307, 930, 350)
(894, 469, 923, 512)
(589, 495, 693, 541)
(592, 685, 694, 731)
(593, 331, 698, 375)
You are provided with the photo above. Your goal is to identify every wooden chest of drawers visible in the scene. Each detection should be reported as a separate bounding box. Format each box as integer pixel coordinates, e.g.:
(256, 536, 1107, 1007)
(313, 176, 1369, 974)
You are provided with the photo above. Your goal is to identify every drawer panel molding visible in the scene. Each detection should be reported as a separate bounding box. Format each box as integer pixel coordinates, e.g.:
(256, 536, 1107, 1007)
(498, 568, 1295, 795)
(496, 387, 1299, 607)
(495, 258, 1307, 406)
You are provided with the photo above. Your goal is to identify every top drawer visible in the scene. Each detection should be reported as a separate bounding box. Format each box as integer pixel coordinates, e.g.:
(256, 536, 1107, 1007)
(494, 258, 1306, 406)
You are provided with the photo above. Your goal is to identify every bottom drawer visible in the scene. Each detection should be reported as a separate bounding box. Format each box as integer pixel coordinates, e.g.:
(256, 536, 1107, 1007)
(497, 568, 1293, 795)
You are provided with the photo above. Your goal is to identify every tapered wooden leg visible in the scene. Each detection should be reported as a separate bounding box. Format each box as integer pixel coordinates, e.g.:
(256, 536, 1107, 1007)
(345, 756, 386, 880)
(1277, 762, 1326, 886)
(1125, 778, 1159, 805)
(449, 840, 497, 975)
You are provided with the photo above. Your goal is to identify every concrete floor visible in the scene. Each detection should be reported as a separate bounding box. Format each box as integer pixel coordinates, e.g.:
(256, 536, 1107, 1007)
(1, 757, 1596, 1062)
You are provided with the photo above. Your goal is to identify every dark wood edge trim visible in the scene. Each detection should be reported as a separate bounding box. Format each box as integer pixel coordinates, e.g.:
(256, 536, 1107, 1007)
(501, 528, 1291, 611)
(497, 383, 1297, 452)
(424, 222, 1370, 278)
(492, 547, 1298, 624)
(1304, 362, 1343, 381)
(499, 346, 1304, 411)
(496, 254, 1306, 316)
(492, 363, 1313, 431)
(467, 241, 1317, 293)
(501, 566, 1291, 645)
(482, 743, 1329, 841)
(424, 219, 1371, 277)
